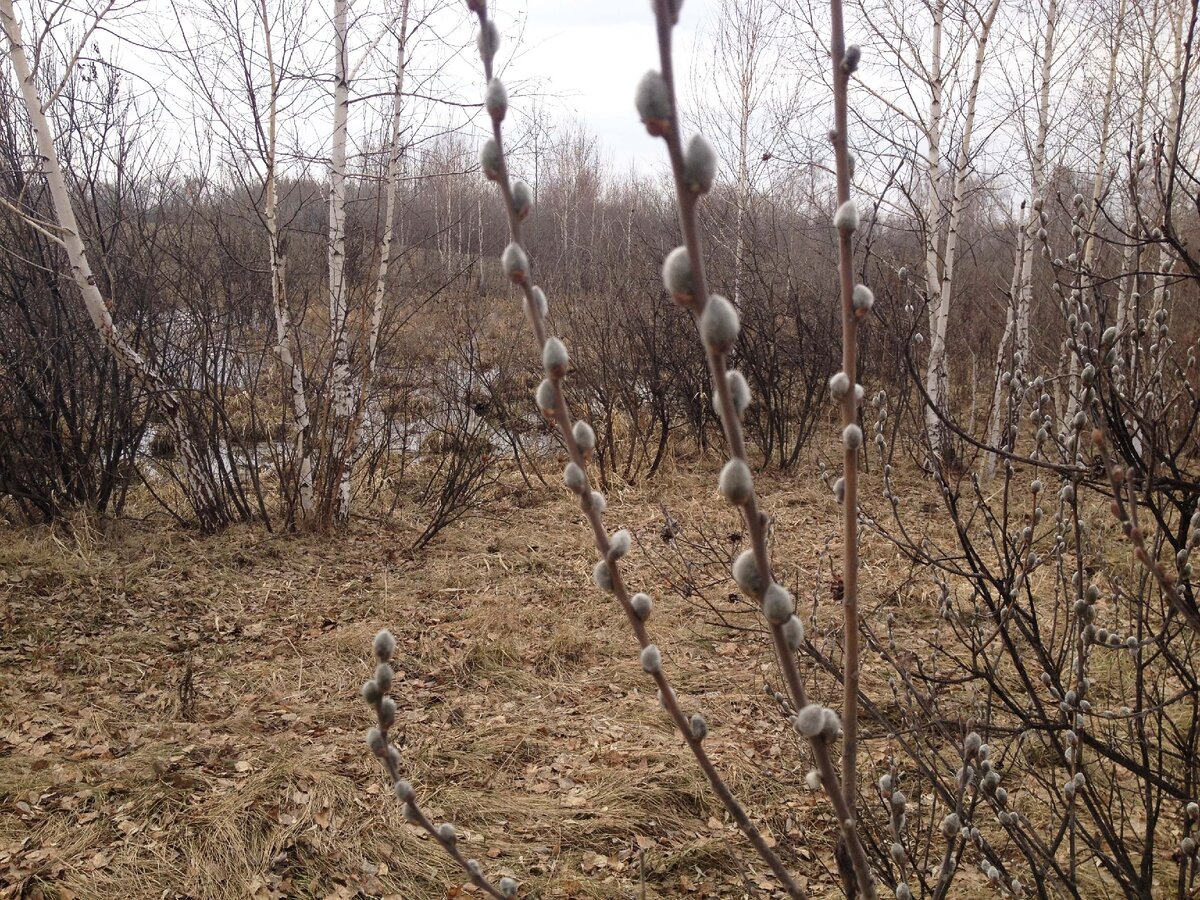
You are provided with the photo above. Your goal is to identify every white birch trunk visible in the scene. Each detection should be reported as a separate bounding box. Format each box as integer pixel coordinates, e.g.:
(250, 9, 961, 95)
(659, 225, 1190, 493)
(328, 0, 351, 423)
(1065, 0, 1124, 433)
(259, 0, 314, 520)
(1016, 0, 1057, 362)
(924, 0, 1000, 459)
(337, 0, 410, 521)
(983, 217, 1026, 476)
(2, 0, 223, 531)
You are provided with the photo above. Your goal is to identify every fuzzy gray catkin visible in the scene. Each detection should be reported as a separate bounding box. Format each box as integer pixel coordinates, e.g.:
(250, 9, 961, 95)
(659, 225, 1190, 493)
(367, 726, 386, 755)
(851, 284, 874, 314)
(843, 424, 863, 450)
(635, 71, 672, 136)
(535, 378, 556, 414)
(718, 370, 751, 418)
(761, 582, 793, 624)
(526, 285, 547, 318)
(476, 19, 499, 66)
(511, 180, 533, 220)
(700, 294, 739, 353)
(781, 615, 805, 648)
(542, 337, 568, 377)
(480, 140, 502, 181)
(829, 371, 850, 400)
(640, 643, 662, 673)
(718, 458, 753, 505)
(833, 201, 858, 232)
(607, 529, 631, 560)
(502, 242, 529, 283)
(593, 559, 614, 593)
(794, 704, 825, 738)
(573, 420, 595, 453)
(732, 548, 765, 596)
(374, 630, 396, 661)
(842, 44, 861, 73)
(564, 461, 587, 493)
(374, 663, 393, 692)
(485, 77, 507, 121)
(819, 708, 840, 741)
(682, 134, 717, 193)
(379, 697, 396, 726)
(661, 246, 694, 303)
(630, 592, 653, 621)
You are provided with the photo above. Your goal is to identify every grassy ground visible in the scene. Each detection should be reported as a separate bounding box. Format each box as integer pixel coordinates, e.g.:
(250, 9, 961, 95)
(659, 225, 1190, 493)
(0, 460, 938, 899)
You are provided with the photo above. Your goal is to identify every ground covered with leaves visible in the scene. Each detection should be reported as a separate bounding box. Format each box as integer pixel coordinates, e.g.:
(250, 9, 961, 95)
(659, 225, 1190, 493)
(1, 465, 939, 899)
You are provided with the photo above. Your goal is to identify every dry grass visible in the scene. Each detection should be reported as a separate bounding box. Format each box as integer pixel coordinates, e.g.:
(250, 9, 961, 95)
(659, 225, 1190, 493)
(0, 460, 960, 899)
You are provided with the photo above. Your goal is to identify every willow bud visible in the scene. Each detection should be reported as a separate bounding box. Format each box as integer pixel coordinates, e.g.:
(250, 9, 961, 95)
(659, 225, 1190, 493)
(842, 44, 861, 73)
(379, 696, 396, 727)
(512, 179, 533, 220)
(630, 592, 653, 621)
(361, 680, 381, 705)
(375, 663, 393, 692)
(820, 707, 841, 742)
(843, 423, 863, 450)
(367, 727, 386, 755)
(833, 201, 858, 232)
(479, 139, 503, 180)
(683, 134, 717, 193)
(374, 630, 396, 662)
(700, 294, 739, 352)
(635, 71, 672, 136)
(662, 246, 694, 303)
(761, 582, 793, 624)
(942, 813, 961, 837)
(607, 528, 631, 561)
(851, 284, 875, 315)
(542, 336, 569, 377)
(535, 378, 556, 415)
(717, 370, 751, 418)
(641, 643, 662, 673)
(564, 461, 587, 494)
(573, 420, 596, 453)
(718, 458, 753, 505)
(485, 77, 507, 121)
(502, 242, 529, 284)
(476, 20, 500, 66)
(794, 704, 825, 738)
(781, 615, 805, 648)
(732, 549, 765, 597)
(593, 559, 614, 593)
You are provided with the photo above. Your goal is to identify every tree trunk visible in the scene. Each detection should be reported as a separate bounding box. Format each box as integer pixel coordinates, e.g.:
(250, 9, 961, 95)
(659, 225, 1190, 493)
(924, 0, 999, 460)
(259, 0, 314, 522)
(338, 0, 410, 521)
(2, 0, 225, 532)
(328, 0, 351, 523)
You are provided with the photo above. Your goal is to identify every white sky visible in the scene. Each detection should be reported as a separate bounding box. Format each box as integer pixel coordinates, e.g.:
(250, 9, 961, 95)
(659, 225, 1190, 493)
(504, 0, 718, 173)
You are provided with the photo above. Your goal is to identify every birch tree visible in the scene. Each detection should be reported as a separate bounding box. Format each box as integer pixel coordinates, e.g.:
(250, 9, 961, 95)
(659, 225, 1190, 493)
(259, 0, 316, 520)
(984, 0, 1058, 474)
(922, 0, 1002, 460)
(1, 0, 227, 532)
(336, 0, 411, 522)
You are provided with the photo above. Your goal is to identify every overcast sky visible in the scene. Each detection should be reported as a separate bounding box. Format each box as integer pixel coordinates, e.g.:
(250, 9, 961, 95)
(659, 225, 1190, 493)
(509, 0, 718, 173)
